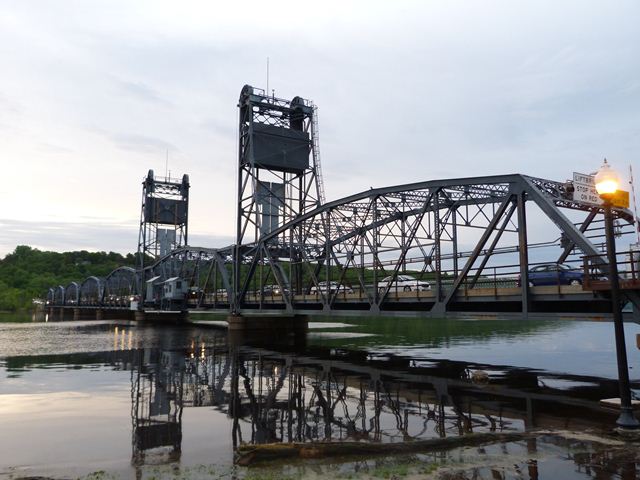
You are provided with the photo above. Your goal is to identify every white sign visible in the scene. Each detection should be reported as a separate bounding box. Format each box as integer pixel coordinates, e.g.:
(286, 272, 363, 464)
(573, 172, 603, 206)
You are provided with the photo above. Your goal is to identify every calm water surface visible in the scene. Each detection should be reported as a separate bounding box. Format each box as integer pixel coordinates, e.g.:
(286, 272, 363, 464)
(0, 314, 638, 479)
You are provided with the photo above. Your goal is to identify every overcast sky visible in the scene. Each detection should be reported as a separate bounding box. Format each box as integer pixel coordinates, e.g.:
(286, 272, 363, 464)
(0, 0, 639, 257)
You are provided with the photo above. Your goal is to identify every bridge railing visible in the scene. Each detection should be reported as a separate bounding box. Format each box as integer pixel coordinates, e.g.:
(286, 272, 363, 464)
(195, 258, 588, 307)
(583, 250, 640, 291)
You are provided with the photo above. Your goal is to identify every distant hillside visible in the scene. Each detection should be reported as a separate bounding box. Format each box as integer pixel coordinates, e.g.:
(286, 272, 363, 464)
(0, 246, 136, 311)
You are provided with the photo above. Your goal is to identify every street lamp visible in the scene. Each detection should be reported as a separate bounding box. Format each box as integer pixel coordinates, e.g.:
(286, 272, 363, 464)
(594, 158, 640, 431)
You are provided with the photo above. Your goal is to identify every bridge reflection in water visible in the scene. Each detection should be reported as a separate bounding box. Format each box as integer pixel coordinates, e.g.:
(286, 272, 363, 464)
(123, 328, 630, 472)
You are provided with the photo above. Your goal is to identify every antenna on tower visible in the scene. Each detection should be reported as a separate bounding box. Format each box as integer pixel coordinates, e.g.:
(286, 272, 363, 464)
(165, 148, 169, 179)
(266, 57, 270, 98)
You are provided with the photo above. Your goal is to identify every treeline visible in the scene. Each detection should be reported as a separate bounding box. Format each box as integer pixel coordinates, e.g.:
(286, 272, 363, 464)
(0, 246, 136, 311)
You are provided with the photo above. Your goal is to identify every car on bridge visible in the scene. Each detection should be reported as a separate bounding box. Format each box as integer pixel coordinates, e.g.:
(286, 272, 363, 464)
(261, 284, 288, 295)
(378, 275, 431, 293)
(518, 264, 584, 287)
(310, 281, 354, 294)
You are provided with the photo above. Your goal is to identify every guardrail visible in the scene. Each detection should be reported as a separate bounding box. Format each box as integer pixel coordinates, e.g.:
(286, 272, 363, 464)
(583, 250, 640, 291)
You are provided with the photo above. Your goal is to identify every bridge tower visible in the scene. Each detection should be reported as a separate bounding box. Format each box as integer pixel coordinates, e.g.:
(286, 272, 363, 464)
(234, 85, 321, 308)
(137, 169, 190, 275)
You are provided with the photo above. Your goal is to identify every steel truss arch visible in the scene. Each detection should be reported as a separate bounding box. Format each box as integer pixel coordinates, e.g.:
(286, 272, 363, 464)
(103, 267, 139, 307)
(53, 285, 65, 306)
(79, 276, 103, 307)
(64, 282, 80, 306)
(144, 246, 235, 308)
(231, 174, 639, 315)
(46, 288, 55, 306)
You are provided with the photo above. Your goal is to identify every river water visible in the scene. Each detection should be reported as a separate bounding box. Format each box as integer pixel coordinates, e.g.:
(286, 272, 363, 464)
(0, 313, 639, 479)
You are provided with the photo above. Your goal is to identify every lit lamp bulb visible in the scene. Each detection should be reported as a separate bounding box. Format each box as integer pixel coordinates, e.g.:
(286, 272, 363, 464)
(594, 159, 621, 198)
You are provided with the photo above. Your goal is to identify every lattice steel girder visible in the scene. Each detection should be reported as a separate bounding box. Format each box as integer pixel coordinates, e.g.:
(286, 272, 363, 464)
(64, 281, 80, 305)
(53, 285, 65, 305)
(79, 276, 103, 306)
(251, 174, 632, 252)
(102, 266, 139, 305)
(51, 173, 639, 315)
(231, 173, 637, 312)
(142, 246, 235, 303)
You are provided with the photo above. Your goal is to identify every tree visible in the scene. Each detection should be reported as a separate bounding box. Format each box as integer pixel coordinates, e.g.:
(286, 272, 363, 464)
(0, 246, 136, 311)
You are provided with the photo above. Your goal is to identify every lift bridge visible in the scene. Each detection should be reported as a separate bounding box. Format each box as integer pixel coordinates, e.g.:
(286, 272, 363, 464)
(46, 85, 640, 323)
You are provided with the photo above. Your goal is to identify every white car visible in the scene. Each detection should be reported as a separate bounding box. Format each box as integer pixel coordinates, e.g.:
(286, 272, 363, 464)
(378, 275, 431, 293)
(310, 281, 354, 294)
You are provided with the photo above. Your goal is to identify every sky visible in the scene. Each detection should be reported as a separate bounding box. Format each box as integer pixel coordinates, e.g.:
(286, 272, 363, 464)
(0, 0, 639, 256)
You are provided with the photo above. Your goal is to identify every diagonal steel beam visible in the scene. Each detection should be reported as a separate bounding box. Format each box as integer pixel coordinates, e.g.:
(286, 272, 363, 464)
(262, 244, 293, 312)
(377, 190, 436, 306)
(557, 210, 597, 264)
(213, 251, 233, 298)
(438, 194, 515, 310)
(521, 176, 640, 311)
(469, 202, 517, 289)
(198, 259, 216, 309)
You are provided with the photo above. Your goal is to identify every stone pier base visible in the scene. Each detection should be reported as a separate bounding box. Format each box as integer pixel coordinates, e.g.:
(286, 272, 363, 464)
(93, 309, 135, 321)
(226, 314, 308, 347)
(226, 314, 309, 332)
(72, 308, 97, 321)
(134, 310, 188, 323)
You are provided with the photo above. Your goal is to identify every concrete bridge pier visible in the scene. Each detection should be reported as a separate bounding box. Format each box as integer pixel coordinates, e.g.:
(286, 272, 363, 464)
(226, 314, 309, 332)
(72, 308, 99, 321)
(227, 314, 309, 347)
(94, 309, 136, 321)
(51, 308, 74, 321)
(134, 310, 188, 323)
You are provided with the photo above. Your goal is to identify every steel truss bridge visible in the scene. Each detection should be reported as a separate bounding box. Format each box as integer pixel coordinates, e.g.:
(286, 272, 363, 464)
(47, 173, 640, 321)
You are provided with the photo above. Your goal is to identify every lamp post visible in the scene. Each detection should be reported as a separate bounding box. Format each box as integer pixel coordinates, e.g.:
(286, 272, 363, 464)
(594, 159, 640, 430)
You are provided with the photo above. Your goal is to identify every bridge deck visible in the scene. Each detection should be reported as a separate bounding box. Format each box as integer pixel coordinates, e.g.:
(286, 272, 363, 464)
(186, 284, 620, 319)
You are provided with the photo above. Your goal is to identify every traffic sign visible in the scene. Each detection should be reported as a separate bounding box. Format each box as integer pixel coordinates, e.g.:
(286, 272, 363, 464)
(609, 189, 630, 209)
(572, 172, 630, 208)
(573, 172, 603, 206)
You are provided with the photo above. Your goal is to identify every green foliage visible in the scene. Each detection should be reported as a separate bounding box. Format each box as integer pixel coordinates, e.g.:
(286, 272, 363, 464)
(370, 461, 410, 478)
(0, 245, 136, 311)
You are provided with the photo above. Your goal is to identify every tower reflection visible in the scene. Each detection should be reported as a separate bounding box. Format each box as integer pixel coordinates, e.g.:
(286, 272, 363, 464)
(126, 329, 635, 477)
(130, 349, 184, 465)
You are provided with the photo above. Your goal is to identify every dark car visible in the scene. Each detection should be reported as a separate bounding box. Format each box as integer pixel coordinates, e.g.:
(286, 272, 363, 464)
(520, 264, 583, 287)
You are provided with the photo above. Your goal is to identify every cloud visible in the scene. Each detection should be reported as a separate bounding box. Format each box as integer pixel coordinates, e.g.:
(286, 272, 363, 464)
(0, 92, 22, 115)
(116, 79, 173, 107)
(109, 133, 179, 155)
(0, 218, 139, 256)
(0, 218, 235, 257)
(0, 0, 638, 255)
(37, 142, 75, 154)
(199, 117, 235, 137)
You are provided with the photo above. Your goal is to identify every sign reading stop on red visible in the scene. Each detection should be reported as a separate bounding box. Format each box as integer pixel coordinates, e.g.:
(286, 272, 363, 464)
(573, 172, 629, 208)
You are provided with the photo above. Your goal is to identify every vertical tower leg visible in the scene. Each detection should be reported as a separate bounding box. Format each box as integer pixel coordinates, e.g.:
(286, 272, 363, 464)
(517, 192, 530, 318)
